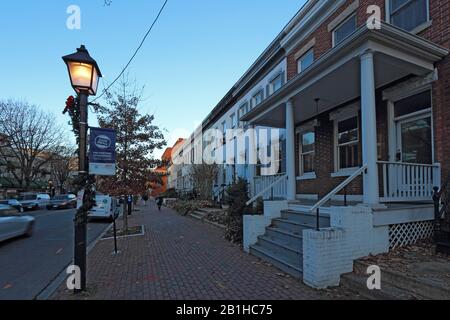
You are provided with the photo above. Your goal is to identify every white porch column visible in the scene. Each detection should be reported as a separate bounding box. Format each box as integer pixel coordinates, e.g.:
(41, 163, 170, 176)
(360, 51, 380, 205)
(286, 99, 296, 201)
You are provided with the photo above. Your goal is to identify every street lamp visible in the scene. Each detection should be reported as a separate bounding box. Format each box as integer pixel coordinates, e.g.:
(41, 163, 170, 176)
(62, 45, 102, 293)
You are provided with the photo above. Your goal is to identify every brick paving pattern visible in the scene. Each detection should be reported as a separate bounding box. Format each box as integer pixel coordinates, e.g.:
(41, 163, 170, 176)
(52, 203, 362, 300)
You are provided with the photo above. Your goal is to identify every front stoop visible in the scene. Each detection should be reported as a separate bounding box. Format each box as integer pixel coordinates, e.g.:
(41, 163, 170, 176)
(249, 207, 330, 279)
(341, 260, 450, 300)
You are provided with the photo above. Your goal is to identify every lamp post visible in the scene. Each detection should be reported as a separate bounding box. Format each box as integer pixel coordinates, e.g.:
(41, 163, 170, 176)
(62, 45, 102, 293)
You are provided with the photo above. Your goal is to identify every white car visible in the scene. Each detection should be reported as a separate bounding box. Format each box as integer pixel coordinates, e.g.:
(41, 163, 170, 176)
(88, 195, 121, 221)
(18, 193, 51, 211)
(0, 205, 35, 242)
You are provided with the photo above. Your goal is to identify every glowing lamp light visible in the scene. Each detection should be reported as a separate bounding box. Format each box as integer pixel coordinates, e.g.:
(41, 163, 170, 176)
(62, 45, 102, 96)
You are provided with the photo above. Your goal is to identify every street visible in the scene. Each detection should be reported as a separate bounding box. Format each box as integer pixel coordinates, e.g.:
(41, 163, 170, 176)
(0, 208, 110, 300)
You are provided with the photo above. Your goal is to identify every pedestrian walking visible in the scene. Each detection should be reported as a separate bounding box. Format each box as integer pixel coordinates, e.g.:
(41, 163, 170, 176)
(157, 197, 163, 211)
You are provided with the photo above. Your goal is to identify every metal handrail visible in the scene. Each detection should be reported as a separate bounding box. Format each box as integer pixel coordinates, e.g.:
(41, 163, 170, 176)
(246, 174, 287, 206)
(309, 164, 368, 230)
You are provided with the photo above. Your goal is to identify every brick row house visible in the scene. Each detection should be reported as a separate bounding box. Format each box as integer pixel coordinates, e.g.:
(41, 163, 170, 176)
(175, 0, 449, 288)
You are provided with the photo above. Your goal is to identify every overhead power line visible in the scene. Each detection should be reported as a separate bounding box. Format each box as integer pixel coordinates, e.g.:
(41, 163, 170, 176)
(91, 0, 169, 103)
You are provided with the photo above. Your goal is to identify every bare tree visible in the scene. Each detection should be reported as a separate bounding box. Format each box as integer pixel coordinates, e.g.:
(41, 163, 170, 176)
(190, 164, 219, 201)
(94, 76, 166, 232)
(0, 100, 66, 191)
(51, 146, 78, 193)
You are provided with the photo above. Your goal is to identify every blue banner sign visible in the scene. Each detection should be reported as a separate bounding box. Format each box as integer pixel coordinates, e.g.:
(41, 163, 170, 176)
(89, 127, 116, 176)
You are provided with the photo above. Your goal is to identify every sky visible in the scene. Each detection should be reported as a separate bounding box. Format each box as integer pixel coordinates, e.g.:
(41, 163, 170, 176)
(0, 0, 305, 158)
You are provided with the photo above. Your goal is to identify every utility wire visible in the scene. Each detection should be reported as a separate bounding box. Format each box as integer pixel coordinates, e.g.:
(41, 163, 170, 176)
(91, 0, 169, 104)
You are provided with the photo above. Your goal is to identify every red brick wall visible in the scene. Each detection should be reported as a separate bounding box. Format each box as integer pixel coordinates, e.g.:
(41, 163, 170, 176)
(288, 0, 450, 195)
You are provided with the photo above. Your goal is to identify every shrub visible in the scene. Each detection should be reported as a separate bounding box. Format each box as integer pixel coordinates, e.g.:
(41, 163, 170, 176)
(224, 178, 250, 244)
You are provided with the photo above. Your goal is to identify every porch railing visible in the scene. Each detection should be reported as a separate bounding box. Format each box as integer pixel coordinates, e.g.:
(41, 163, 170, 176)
(253, 173, 287, 200)
(247, 174, 287, 206)
(378, 161, 441, 202)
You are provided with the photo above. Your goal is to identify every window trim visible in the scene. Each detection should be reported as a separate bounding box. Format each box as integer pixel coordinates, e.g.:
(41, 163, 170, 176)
(333, 114, 360, 174)
(332, 13, 357, 47)
(269, 72, 284, 95)
(230, 113, 237, 129)
(298, 128, 316, 179)
(252, 89, 264, 108)
(297, 49, 314, 74)
(385, 0, 431, 34)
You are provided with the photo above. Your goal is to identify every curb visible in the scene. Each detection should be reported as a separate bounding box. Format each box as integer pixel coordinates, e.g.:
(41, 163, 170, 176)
(34, 222, 114, 301)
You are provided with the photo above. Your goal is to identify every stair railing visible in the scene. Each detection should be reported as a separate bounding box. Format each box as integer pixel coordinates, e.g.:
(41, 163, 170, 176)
(309, 164, 368, 231)
(246, 174, 288, 207)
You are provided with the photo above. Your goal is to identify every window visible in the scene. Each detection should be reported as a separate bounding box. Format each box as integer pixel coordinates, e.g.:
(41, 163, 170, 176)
(238, 103, 248, 124)
(336, 116, 360, 170)
(297, 49, 314, 73)
(333, 14, 357, 46)
(270, 74, 283, 93)
(252, 90, 264, 107)
(389, 0, 429, 32)
(230, 113, 237, 128)
(299, 131, 315, 175)
(221, 121, 227, 133)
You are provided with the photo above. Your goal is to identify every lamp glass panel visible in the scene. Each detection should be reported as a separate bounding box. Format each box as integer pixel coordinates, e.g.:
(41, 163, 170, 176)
(68, 62, 93, 89)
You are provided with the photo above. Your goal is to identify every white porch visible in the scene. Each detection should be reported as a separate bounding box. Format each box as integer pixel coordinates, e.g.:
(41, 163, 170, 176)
(244, 22, 448, 207)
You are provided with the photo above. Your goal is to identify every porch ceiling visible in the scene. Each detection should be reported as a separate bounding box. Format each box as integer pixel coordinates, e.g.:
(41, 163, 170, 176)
(242, 22, 449, 128)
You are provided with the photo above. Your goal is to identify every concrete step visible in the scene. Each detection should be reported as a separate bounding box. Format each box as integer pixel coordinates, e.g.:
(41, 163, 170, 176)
(341, 272, 423, 300)
(353, 260, 450, 300)
(436, 242, 450, 255)
(258, 235, 303, 263)
(281, 210, 330, 227)
(266, 227, 303, 244)
(250, 244, 302, 279)
(272, 218, 316, 235)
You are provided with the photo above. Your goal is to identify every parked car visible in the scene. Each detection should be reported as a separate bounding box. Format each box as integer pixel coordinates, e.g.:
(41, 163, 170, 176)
(0, 204, 35, 242)
(0, 199, 24, 213)
(46, 194, 77, 210)
(88, 195, 121, 222)
(18, 193, 51, 211)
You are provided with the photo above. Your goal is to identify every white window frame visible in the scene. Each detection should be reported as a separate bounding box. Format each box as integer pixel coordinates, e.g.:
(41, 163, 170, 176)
(297, 49, 314, 74)
(298, 129, 316, 180)
(269, 73, 283, 95)
(385, 0, 431, 34)
(252, 89, 264, 108)
(333, 114, 360, 176)
(332, 13, 357, 47)
(238, 102, 248, 125)
(230, 113, 237, 129)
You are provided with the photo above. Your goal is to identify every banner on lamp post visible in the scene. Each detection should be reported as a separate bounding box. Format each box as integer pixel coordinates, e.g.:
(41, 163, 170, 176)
(89, 127, 116, 176)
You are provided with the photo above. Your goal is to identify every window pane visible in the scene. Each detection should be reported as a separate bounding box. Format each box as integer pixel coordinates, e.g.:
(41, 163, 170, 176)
(271, 75, 283, 92)
(302, 153, 315, 173)
(254, 91, 264, 105)
(394, 91, 431, 118)
(401, 117, 432, 164)
(298, 50, 314, 73)
(391, 0, 427, 31)
(391, 0, 409, 10)
(334, 15, 357, 45)
(301, 132, 315, 153)
(339, 144, 359, 169)
(338, 117, 358, 145)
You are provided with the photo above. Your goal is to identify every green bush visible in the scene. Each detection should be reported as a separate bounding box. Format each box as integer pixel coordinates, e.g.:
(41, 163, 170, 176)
(224, 178, 250, 244)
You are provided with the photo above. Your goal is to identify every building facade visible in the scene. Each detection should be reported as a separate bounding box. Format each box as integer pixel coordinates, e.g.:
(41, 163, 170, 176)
(174, 0, 449, 287)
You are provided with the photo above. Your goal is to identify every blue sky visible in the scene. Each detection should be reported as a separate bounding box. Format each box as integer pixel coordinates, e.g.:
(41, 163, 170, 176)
(0, 0, 305, 158)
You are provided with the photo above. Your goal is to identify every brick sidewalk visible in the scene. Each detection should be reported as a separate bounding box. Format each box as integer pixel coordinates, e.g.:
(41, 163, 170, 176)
(52, 203, 362, 300)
